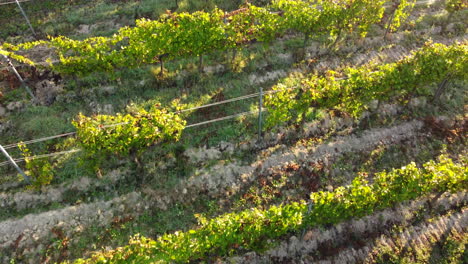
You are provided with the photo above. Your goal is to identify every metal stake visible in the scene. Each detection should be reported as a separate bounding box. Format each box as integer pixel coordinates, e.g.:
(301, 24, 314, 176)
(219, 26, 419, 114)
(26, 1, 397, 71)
(15, 0, 36, 36)
(0, 144, 31, 184)
(301, 200, 314, 240)
(1, 54, 35, 99)
(258, 86, 263, 141)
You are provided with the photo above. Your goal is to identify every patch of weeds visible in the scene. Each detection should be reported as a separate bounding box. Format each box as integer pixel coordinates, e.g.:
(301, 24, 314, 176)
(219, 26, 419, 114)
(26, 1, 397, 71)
(232, 167, 294, 211)
(437, 235, 468, 264)
(375, 227, 468, 264)
(52, 150, 90, 184)
(66, 201, 200, 261)
(139, 142, 193, 188)
(1, 88, 26, 104)
(400, 30, 427, 46)
(42, 227, 70, 263)
(12, 106, 74, 138)
(375, 244, 414, 264)
(328, 154, 357, 186)
(358, 135, 447, 176)
(18, 142, 54, 190)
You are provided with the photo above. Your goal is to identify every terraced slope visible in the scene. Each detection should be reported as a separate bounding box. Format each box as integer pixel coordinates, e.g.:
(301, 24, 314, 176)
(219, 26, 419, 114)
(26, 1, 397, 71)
(0, 1, 466, 263)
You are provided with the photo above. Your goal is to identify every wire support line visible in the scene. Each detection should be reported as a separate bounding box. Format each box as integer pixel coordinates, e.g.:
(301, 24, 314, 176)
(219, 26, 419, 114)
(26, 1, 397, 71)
(14, 0, 37, 36)
(0, 149, 81, 167)
(0, 68, 368, 151)
(0, 0, 29, 6)
(1, 122, 132, 150)
(178, 92, 260, 113)
(0, 110, 260, 167)
(185, 110, 258, 128)
(1, 54, 35, 99)
(2, 132, 77, 150)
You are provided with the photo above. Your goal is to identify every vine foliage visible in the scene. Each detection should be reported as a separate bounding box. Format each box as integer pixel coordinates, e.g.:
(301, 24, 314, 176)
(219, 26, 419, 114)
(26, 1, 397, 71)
(264, 42, 468, 129)
(1, 0, 418, 76)
(72, 106, 186, 159)
(72, 155, 467, 263)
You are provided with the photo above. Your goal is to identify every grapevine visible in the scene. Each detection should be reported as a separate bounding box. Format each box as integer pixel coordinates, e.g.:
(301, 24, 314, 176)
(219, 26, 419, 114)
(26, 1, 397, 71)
(0, 0, 413, 76)
(72, 105, 186, 158)
(0, 47, 36, 66)
(445, 0, 468, 13)
(272, 0, 322, 47)
(444, 0, 468, 31)
(264, 42, 468, 129)
(72, 154, 468, 263)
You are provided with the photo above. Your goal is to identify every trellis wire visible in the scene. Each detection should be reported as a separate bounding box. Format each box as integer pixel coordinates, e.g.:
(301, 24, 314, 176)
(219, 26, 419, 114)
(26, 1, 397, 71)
(177, 92, 259, 113)
(185, 110, 258, 128)
(2, 132, 77, 150)
(0, 80, 324, 154)
(13, 0, 36, 35)
(0, 148, 81, 167)
(258, 86, 263, 141)
(0, 109, 260, 167)
(0, 0, 29, 6)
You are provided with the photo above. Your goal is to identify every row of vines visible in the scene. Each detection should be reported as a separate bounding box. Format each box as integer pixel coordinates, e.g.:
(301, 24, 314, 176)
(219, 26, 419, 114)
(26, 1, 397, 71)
(2, 1, 466, 183)
(264, 41, 468, 128)
(70, 42, 467, 162)
(1, 0, 424, 75)
(6, 41, 464, 184)
(69, 154, 467, 263)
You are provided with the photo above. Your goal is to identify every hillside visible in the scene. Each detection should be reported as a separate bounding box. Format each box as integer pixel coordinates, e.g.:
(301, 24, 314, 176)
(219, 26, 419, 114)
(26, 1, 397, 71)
(0, 0, 467, 263)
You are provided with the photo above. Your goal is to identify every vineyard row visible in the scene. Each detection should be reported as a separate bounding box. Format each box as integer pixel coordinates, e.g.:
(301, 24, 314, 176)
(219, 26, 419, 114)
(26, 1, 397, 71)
(71, 154, 467, 263)
(0, 0, 430, 75)
(72, 42, 467, 162)
(2, 42, 465, 188)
